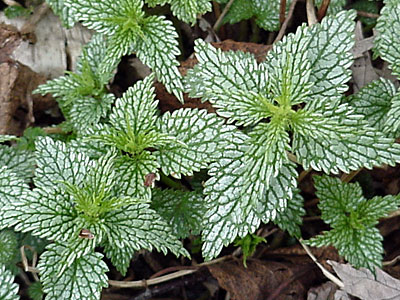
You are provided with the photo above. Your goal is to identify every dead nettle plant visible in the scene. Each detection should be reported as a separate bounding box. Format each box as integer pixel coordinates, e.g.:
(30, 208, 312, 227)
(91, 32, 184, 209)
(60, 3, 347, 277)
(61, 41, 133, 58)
(1, 0, 400, 299)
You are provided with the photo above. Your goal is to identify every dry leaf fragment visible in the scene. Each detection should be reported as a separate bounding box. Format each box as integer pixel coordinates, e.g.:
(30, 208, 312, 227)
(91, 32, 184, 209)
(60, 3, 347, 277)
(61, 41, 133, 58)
(329, 260, 400, 300)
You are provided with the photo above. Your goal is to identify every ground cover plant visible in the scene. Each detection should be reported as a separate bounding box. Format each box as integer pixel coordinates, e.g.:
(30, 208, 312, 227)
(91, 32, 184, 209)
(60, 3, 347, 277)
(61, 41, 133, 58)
(1, 0, 400, 299)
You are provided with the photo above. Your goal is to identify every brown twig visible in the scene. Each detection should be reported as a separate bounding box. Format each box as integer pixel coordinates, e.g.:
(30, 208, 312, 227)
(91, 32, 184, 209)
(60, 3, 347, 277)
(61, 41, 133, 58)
(213, 0, 235, 31)
(317, 0, 330, 21)
(340, 169, 361, 183)
(299, 239, 344, 288)
(279, 0, 287, 25)
(274, 0, 299, 43)
(306, 0, 318, 26)
(357, 10, 380, 19)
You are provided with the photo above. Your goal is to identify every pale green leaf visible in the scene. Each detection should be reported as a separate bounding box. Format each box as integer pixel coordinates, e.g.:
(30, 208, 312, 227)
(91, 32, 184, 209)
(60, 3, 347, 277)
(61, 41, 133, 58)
(253, 0, 290, 31)
(151, 188, 205, 238)
(273, 191, 305, 238)
(0, 135, 18, 142)
(306, 10, 356, 107)
(45, 0, 78, 27)
(115, 152, 159, 199)
(0, 167, 31, 230)
(265, 24, 311, 105)
(374, 1, 400, 78)
(38, 244, 108, 300)
(34, 137, 94, 189)
(146, 0, 212, 25)
(357, 194, 400, 226)
(0, 264, 19, 300)
(242, 122, 291, 200)
(135, 16, 184, 102)
(0, 230, 18, 265)
(102, 202, 189, 274)
(202, 131, 261, 260)
(109, 75, 158, 135)
(384, 91, 400, 134)
(27, 281, 43, 300)
(0, 145, 35, 182)
(347, 78, 396, 131)
(69, 93, 115, 130)
(155, 109, 234, 178)
(185, 39, 270, 126)
(292, 103, 400, 174)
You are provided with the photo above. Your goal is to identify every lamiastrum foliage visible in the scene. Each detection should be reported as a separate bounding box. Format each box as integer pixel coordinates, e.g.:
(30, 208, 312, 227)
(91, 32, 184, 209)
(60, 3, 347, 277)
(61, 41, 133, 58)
(0, 138, 190, 298)
(306, 176, 400, 273)
(79, 74, 233, 200)
(2, 0, 400, 298)
(185, 10, 400, 260)
(34, 34, 117, 131)
(57, 0, 186, 101)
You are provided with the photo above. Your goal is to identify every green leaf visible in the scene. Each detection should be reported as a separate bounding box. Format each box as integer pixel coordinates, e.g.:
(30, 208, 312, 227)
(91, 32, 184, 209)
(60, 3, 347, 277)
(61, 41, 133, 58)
(265, 24, 311, 105)
(202, 131, 261, 260)
(384, 91, 400, 134)
(307, 175, 400, 273)
(0, 230, 18, 265)
(0, 264, 19, 300)
(27, 281, 43, 300)
(151, 188, 205, 238)
(102, 202, 189, 275)
(234, 233, 266, 267)
(273, 191, 305, 238)
(308, 225, 383, 273)
(253, 0, 290, 31)
(155, 109, 234, 178)
(115, 152, 159, 199)
(46, 0, 78, 27)
(374, 1, 400, 78)
(313, 176, 364, 225)
(146, 0, 212, 25)
(0, 145, 35, 182)
(242, 122, 291, 200)
(347, 78, 397, 132)
(223, 0, 253, 25)
(109, 75, 158, 136)
(0, 167, 31, 230)
(34, 137, 94, 189)
(185, 39, 270, 126)
(38, 244, 108, 300)
(305, 10, 356, 107)
(0, 135, 18, 143)
(134, 16, 184, 102)
(4, 5, 32, 18)
(292, 103, 400, 174)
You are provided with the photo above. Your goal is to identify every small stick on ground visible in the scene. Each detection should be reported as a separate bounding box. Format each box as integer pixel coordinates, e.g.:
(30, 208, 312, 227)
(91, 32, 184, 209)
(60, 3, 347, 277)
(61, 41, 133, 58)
(317, 0, 330, 21)
(299, 239, 344, 288)
(274, 0, 299, 43)
(306, 0, 318, 26)
(279, 0, 287, 25)
(213, 0, 235, 31)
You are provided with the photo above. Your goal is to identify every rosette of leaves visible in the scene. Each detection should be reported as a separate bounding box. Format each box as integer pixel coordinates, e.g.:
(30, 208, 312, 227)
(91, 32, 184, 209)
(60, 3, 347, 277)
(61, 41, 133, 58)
(61, 0, 185, 102)
(185, 10, 400, 260)
(34, 34, 117, 132)
(0, 139, 189, 300)
(306, 175, 400, 273)
(216, 0, 291, 31)
(81, 74, 234, 200)
(374, 0, 400, 79)
(145, 0, 212, 25)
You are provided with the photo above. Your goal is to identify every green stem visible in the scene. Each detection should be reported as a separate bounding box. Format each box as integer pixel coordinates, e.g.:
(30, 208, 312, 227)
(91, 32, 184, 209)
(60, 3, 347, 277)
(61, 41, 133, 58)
(159, 172, 188, 190)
